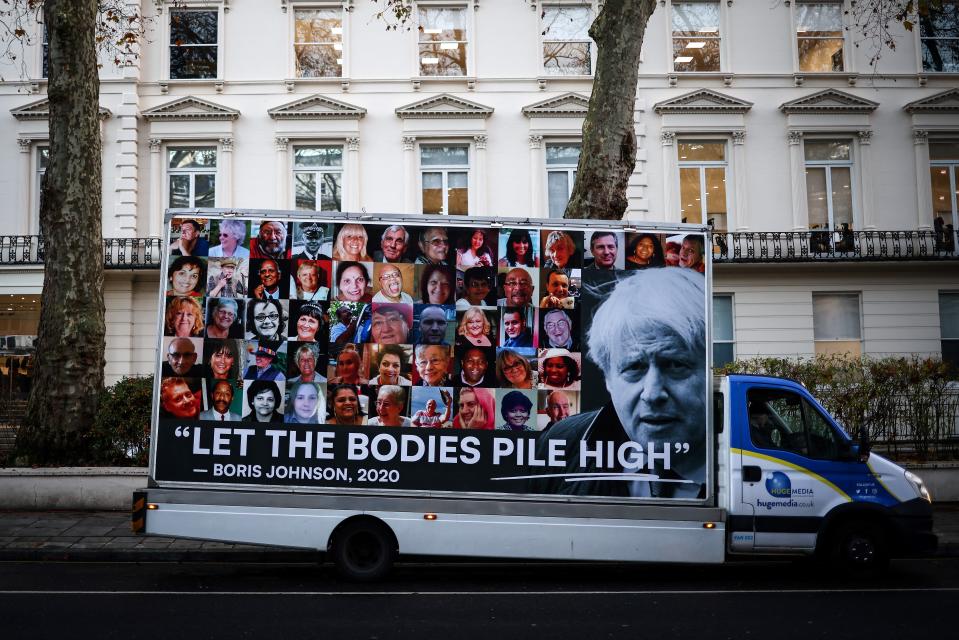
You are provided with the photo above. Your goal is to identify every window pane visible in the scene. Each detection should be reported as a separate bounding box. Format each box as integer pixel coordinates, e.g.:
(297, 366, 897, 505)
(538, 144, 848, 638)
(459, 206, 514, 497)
(37, 147, 49, 170)
(672, 2, 720, 35)
(193, 174, 216, 208)
(170, 45, 218, 79)
(547, 171, 570, 218)
(705, 167, 728, 231)
(748, 389, 808, 455)
(673, 37, 721, 71)
(678, 141, 725, 162)
(930, 141, 959, 160)
(713, 295, 733, 340)
(419, 43, 467, 76)
(422, 172, 443, 214)
(295, 44, 342, 77)
(543, 6, 591, 40)
(813, 293, 860, 340)
(713, 343, 734, 368)
(169, 174, 190, 209)
(546, 144, 581, 165)
(418, 7, 466, 41)
(294, 146, 343, 168)
(920, 0, 959, 34)
(294, 9, 341, 43)
(804, 398, 842, 459)
(320, 172, 343, 211)
(931, 166, 954, 219)
(420, 145, 469, 166)
(796, 2, 842, 32)
(544, 42, 591, 75)
(168, 148, 217, 169)
(921, 39, 959, 72)
(804, 140, 850, 161)
(798, 37, 844, 72)
(940, 292, 959, 340)
(830, 166, 853, 229)
(680, 167, 703, 225)
(448, 172, 468, 216)
(805, 167, 828, 229)
(294, 173, 317, 210)
(170, 10, 218, 45)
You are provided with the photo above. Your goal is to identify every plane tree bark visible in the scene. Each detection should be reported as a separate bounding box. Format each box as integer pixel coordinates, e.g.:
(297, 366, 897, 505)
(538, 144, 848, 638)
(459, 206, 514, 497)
(14, 0, 105, 464)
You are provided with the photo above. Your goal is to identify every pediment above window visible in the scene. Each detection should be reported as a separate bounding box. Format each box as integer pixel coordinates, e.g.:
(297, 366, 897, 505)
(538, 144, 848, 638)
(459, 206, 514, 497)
(522, 93, 590, 118)
(903, 88, 959, 114)
(11, 98, 111, 121)
(653, 89, 753, 115)
(779, 89, 878, 114)
(395, 93, 493, 119)
(141, 96, 240, 121)
(268, 94, 366, 120)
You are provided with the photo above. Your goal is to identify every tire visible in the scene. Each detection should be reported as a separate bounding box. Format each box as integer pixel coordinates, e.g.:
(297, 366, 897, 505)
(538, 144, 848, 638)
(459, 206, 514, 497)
(331, 520, 396, 582)
(831, 520, 889, 573)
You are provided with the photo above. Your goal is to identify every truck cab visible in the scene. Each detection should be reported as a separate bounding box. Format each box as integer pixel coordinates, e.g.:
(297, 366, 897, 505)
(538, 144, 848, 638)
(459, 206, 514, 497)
(719, 374, 937, 568)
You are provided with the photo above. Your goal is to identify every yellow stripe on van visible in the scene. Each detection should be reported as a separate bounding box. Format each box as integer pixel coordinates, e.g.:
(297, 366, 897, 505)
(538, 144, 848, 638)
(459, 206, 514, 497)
(733, 448, 851, 501)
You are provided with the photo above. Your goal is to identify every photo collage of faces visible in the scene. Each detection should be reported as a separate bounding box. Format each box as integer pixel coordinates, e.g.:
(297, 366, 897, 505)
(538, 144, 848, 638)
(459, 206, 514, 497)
(160, 217, 708, 431)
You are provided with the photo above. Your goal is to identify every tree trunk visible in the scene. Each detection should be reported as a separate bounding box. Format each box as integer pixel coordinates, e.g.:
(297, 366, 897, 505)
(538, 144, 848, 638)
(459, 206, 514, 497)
(565, 0, 657, 220)
(16, 0, 105, 465)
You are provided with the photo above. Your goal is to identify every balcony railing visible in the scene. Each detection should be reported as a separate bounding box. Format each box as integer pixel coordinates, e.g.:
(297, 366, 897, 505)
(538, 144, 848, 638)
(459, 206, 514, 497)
(2, 230, 958, 268)
(712, 229, 959, 263)
(0, 236, 163, 269)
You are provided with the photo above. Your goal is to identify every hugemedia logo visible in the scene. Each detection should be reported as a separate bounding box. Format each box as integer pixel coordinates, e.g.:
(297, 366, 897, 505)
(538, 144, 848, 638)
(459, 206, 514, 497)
(765, 471, 791, 498)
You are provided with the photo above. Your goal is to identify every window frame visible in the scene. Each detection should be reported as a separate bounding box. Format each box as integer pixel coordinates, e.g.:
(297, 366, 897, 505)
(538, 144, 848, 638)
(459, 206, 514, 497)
(917, 0, 959, 73)
(930, 139, 959, 242)
(418, 141, 471, 216)
(940, 290, 959, 370)
(712, 293, 735, 367)
(667, 0, 726, 74)
(166, 144, 219, 209)
(161, 1, 225, 82)
(540, 2, 596, 77)
(677, 138, 730, 229)
(812, 291, 863, 357)
(291, 143, 346, 212)
(545, 140, 581, 219)
(803, 137, 858, 251)
(791, 0, 848, 73)
(414, 1, 474, 78)
(289, 2, 347, 79)
(32, 144, 49, 234)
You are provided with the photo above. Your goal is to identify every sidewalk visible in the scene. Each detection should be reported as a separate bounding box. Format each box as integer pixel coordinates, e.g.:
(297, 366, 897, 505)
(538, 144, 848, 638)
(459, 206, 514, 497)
(1, 504, 956, 562)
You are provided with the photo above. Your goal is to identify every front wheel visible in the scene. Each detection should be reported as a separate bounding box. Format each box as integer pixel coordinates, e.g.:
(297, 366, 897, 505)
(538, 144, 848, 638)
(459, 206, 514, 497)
(831, 520, 889, 573)
(331, 520, 396, 582)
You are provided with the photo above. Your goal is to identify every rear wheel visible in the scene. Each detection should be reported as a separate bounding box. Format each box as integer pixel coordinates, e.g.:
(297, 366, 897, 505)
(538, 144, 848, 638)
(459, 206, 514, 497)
(831, 520, 889, 573)
(331, 520, 396, 582)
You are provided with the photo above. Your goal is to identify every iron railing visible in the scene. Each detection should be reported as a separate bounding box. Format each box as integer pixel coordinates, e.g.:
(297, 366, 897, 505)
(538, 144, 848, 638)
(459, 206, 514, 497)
(712, 229, 959, 263)
(0, 236, 163, 269)
(2, 230, 958, 267)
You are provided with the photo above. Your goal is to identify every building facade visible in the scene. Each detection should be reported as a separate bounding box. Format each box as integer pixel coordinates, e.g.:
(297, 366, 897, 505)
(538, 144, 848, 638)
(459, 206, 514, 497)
(0, 0, 957, 385)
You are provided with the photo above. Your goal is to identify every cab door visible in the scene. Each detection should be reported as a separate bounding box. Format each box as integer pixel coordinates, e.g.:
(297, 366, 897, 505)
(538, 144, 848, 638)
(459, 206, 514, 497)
(736, 382, 856, 551)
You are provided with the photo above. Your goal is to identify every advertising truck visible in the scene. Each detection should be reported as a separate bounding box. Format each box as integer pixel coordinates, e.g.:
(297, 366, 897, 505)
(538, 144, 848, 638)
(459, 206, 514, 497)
(136, 210, 936, 580)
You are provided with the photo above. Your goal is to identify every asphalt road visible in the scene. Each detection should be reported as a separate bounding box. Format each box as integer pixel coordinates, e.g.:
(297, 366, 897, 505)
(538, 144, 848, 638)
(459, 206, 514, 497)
(1, 558, 955, 639)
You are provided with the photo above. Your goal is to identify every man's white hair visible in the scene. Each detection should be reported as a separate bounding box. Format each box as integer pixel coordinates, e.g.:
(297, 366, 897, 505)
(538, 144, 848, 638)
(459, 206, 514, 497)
(587, 268, 705, 372)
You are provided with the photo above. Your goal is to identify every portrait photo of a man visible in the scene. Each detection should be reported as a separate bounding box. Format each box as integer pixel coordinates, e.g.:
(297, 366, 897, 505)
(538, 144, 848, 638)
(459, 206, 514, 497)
(529, 267, 707, 500)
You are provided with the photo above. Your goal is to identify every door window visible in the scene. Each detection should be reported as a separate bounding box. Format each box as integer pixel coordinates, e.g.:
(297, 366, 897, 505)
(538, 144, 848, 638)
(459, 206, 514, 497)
(747, 387, 844, 460)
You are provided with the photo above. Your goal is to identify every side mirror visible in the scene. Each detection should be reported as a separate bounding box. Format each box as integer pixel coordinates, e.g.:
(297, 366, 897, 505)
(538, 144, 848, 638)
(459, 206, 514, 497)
(857, 426, 871, 463)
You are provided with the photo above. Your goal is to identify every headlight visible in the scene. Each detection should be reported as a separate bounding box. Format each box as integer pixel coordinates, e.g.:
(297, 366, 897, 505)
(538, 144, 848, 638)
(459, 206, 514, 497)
(904, 470, 931, 503)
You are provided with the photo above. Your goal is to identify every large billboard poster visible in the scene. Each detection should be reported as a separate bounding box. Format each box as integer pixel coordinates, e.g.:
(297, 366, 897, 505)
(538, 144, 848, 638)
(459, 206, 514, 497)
(154, 214, 710, 501)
